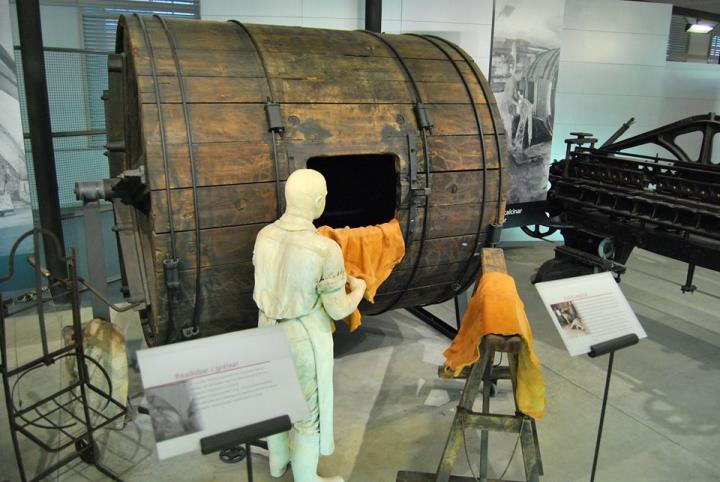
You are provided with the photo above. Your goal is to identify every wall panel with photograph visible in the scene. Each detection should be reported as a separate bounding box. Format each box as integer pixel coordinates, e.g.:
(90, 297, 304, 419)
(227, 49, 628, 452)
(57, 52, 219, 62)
(0, 0, 34, 291)
(490, 0, 565, 226)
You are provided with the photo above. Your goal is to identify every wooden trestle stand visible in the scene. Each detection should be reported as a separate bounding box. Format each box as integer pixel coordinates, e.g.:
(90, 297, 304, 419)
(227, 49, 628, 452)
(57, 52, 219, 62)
(398, 249, 543, 482)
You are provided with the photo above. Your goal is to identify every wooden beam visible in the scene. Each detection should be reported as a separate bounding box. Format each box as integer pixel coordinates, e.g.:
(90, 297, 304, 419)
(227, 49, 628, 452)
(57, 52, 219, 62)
(480, 247, 507, 275)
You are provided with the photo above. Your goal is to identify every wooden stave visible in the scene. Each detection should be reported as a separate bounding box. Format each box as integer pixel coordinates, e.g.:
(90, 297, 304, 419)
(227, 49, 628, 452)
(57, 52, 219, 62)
(113, 16, 506, 343)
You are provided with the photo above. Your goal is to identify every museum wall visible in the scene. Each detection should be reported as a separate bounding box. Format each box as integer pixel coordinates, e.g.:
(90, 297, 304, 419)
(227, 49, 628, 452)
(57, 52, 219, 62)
(8, 3, 82, 49)
(551, 0, 720, 162)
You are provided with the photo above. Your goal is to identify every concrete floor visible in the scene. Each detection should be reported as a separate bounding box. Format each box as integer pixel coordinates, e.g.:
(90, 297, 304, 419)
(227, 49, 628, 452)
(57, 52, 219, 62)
(1, 242, 719, 481)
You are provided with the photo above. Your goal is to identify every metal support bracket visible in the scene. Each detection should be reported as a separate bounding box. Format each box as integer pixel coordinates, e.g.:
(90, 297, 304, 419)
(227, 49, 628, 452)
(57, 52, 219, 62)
(487, 222, 503, 247)
(412, 187, 431, 197)
(107, 53, 124, 73)
(407, 133, 431, 237)
(82, 201, 111, 321)
(110, 199, 150, 311)
(408, 133, 421, 189)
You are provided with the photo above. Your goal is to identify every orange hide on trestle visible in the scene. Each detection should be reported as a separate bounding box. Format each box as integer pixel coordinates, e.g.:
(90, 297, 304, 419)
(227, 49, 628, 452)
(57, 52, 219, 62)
(443, 271, 546, 419)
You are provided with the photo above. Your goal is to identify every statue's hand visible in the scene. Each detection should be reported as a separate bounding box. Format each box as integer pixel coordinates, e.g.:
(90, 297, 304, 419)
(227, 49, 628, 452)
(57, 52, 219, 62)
(322, 275, 367, 319)
(347, 275, 367, 295)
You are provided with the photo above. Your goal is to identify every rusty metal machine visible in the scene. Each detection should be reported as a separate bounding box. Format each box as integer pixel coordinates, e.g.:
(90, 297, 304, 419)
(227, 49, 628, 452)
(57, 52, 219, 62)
(533, 113, 720, 290)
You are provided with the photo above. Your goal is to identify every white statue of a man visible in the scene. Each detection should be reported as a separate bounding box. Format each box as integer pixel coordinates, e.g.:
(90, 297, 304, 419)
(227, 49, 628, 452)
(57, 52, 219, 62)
(252, 169, 366, 482)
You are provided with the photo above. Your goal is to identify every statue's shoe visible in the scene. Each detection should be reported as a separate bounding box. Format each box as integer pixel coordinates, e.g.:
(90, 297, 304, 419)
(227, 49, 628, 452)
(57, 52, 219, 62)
(270, 462, 289, 478)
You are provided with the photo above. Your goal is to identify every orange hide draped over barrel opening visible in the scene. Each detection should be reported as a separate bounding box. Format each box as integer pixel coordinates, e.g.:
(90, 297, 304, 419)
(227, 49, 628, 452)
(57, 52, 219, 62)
(443, 272, 546, 419)
(318, 219, 405, 331)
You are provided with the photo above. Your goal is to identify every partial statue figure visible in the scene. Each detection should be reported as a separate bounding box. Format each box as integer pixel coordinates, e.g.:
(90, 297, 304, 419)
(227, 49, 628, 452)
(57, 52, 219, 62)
(252, 169, 366, 482)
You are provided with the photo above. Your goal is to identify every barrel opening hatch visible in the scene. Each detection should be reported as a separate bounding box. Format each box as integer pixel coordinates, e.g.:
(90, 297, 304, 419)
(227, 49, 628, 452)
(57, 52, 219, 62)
(307, 154, 398, 229)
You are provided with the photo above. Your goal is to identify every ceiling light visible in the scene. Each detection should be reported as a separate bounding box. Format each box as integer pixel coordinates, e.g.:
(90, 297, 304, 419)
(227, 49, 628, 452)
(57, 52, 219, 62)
(686, 22, 715, 34)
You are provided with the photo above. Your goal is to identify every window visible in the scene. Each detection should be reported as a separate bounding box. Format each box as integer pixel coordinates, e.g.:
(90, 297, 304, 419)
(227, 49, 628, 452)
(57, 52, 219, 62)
(82, 1, 200, 145)
(82, 1, 200, 52)
(666, 14, 690, 62)
(710, 32, 720, 61)
(667, 14, 720, 64)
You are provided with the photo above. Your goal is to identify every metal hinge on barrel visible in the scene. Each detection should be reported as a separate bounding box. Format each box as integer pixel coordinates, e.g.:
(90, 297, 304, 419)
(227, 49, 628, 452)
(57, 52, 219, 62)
(414, 103, 434, 131)
(163, 257, 181, 296)
(407, 133, 431, 237)
(266, 102, 284, 133)
(266, 101, 285, 218)
(163, 256, 197, 340)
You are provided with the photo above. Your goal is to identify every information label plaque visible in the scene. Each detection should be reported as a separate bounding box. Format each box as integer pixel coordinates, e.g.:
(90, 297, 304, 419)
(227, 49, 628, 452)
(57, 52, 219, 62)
(137, 327, 309, 459)
(535, 272, 646, 356)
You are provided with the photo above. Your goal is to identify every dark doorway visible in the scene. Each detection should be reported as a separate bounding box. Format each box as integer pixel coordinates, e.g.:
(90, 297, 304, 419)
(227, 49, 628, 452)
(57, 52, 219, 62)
(307, 154, 398, 228)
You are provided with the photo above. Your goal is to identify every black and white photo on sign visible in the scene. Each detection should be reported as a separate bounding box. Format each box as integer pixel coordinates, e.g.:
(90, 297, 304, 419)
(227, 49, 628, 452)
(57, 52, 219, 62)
(145, 381, 201, 443)
(535, 272, 647, 357)
(490, 0, 565, 204)
(550, 300, 591, 338)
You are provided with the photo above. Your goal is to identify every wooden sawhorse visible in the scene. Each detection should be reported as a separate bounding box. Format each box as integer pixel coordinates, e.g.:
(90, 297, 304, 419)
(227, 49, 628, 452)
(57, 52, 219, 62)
(398, 249, 543, 482)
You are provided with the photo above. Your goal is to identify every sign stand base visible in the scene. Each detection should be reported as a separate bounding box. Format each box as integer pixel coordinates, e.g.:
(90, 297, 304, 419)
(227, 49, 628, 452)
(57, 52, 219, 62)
(200, 415, 292, 482)
(587, 334, 639, 482)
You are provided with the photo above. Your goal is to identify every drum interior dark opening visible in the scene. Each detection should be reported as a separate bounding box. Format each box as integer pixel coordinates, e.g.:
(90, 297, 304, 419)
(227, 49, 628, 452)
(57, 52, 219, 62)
(307, 154, 398, 229)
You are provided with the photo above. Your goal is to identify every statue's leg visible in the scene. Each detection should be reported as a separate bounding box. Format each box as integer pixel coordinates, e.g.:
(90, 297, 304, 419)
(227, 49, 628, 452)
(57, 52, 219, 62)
(267, 431, 290, 477)
(291, 430, 343, 482)
(283, 320, 342, 482)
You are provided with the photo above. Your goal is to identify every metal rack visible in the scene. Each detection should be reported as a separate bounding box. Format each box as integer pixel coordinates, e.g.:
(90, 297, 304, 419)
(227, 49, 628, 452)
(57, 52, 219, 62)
(0, 228, 125, 481)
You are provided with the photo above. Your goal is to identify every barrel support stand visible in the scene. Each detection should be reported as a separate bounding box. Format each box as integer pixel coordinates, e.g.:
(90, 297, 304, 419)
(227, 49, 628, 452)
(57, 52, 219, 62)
(406, 289, 471, 340)
(587, 334, 639, 482)
(81, 200, 111, 320)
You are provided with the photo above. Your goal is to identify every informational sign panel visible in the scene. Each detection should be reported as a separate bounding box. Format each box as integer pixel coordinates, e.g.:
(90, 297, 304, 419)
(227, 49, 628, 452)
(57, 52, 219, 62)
(137, 327, 309, 459)
(489, 0, 566, 227)
(535, 272, 647, 356)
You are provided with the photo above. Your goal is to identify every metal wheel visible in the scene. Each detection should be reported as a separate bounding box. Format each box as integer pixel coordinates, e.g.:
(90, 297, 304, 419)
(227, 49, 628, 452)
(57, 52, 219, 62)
(521, 224, 558, 239)
(219, 445, 246, 464)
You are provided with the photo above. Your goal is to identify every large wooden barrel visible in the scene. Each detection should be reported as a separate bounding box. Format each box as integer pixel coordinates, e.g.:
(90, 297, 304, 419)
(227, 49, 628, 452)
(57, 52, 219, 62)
(106, 16, 506, 345)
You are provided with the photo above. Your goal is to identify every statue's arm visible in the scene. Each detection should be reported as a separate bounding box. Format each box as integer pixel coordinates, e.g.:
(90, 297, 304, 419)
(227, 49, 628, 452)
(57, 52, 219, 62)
(321, 276, 366, 320)
(317, 242, 366, 320)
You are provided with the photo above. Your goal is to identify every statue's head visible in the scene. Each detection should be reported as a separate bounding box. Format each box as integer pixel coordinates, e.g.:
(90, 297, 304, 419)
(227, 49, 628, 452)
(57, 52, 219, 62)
(284, 169, 327, 220)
